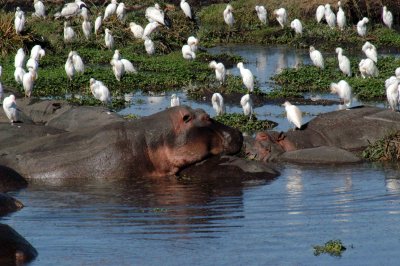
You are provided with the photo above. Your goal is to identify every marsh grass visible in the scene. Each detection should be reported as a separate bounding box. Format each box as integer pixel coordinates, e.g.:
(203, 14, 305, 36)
(362, 131, 400, 161)
(215, 113, 277, 133)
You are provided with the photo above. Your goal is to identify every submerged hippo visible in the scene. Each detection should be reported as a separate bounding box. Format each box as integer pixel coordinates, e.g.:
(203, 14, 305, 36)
(0, 105, 243, 179)
(245, 106, 400, 163)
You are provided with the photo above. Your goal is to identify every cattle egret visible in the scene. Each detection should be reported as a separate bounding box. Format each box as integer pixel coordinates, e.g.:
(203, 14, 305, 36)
(3, 95, 18, 124)
(273, 8, 287, 28)
(59, 0, 87, 19)
(316, 5, 325, 23)
(324, 4, 336, 29)
(14, 7, 25, 34)
(0, 82, 2, 102)
(14, 48, 25, 68)
(211, 93, 225, 115)
(171, 94, 180, 107)
(33, 0, 46, 18)
(65, 54, 75, 81)
(187, 36, 199, 52)
(69, 51, 84, 74)
(82, 18, 92, 40)
(146, 3, 169, 27)
(180, 0, 192, 19)
(337, 1, 346, 30)
(357, 17, 369, 37)
(283, 101, 302, 129)
(362, 41, 377, 63)
(116, 2, 126, 21)
(382, 6, 393, 29)
(255, 5, 267, 25)
(359, 58, 378, 78)
(105, 28, 114, 50)
(386, 78, 399, 111)
(104, 0, 118, 21)
(90, 78, 111, 104)
(142, 21, 160, 39)
(290, 19, 302, 35)
(26, 57, 39, 72)
(110, 59, 125, 81)
(209, 60, 226, 85)
(94, 14, 102, 35)
(240, 94, 253, 117)
(223, 4, 234, 26)
(237, 62, 254, 93)
(335, 47, 351, 77)
(22, 68, 37, 97)
(144, 37, 155, 55)
(113, 50, 136, 73)
(80, 6, 89, 20)
(309, 46, 324, 69)
(130, 22, 144, 39)
(182, 44, 195, 60)
(14, 67, 26, 84)
(30, 45, 45, 61)
(64, 21, 76, 43)
(330, 80, 352, 107)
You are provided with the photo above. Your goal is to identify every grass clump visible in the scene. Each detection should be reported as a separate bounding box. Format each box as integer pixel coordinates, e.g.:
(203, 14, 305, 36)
(362, 131, 400, 161)
(313, 240, 347, 257)
(215, 113, 277, 133)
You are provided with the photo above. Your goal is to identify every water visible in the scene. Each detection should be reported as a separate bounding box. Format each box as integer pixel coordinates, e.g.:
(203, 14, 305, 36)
(3, 45, 400, 265)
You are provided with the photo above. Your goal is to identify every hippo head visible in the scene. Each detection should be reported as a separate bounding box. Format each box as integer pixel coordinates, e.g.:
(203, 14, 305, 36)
(143, 106, 243, 176)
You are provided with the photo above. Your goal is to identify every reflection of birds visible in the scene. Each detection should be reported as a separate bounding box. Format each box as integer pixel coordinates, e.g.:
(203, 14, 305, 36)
(64, 21, 76, 43)
(362, 41, 377, 63)
(283, 101, 302, 129)
(237, 62, 254, 93)
(23, 68, 37, 97)
(104, 28, 114, 50)
(273, 8, 287, 28)
(180, 0, 192, 19)
(211, 93, 225, 116)
(3, 94, 18, 124)
(182, 44, 195, 60)
(187, 36, 199, 52)
(324, 4, 336, 29)
(359, 58, 378, 78)
(316, 5, 325, 23)
(14, 48, 26, 68)
(90, 78, 111, 104)
(116, 2, 126, 21)
(240, 94, 253, 117)
(357, 17, 369, 37)
(82, 18, 92, 40)
(104, 0, 118, 21)
(144, 37, 155, 55)
(209, 60, 226, 85)
(335, 47, 351, 77)
(130, 22, 144, 39)
(330, 80, 352, 107)
(255, 5, 267, 25)
(337, 1, 346, 31)
(33, 0, 46, 18)
(94, 14, 102, 35)
(290, 19, 302, 35)
(309, 46, 324, 69)
(223, 4, 234, 26)
(386, 78, 399, 111)
(170, 94, 180, 107)
(14, 7, 25, 34)
(382, 6, 393, 29)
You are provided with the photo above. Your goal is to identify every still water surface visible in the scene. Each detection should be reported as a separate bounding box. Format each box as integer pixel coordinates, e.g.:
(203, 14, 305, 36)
(3, 45, 400, 265)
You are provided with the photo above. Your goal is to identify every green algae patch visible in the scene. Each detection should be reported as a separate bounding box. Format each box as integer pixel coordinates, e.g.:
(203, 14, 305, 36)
(362, 131, 400, 162)
(215, 113, 277, 133)
(313, 240, 347, 257)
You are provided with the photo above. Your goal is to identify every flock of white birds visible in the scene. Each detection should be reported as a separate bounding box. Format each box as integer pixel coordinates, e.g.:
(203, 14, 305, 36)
(1, 0, 399, 131)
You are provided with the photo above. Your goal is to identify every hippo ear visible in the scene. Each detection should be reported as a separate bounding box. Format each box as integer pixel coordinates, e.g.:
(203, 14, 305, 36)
(182, 114, 192, 123)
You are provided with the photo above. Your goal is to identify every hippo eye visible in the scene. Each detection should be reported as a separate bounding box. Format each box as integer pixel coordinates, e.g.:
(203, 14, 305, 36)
(183, 114, 192, 123)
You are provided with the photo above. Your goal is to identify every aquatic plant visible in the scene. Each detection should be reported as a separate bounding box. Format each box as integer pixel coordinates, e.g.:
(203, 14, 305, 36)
(362, 131, 400, 161)
(214, 113, 277, 133)
(313, 240, 347, 257)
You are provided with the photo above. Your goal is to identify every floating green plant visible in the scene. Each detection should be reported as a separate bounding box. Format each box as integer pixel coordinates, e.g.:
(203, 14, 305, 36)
(313, 240, 347, 257)
(215, 113, 277, 133)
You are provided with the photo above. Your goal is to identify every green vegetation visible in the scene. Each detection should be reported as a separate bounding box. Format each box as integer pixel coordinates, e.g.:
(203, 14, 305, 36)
(313, 240, 347, 257)
(362, 131, 400, 161)
(214, 113, 277, 133)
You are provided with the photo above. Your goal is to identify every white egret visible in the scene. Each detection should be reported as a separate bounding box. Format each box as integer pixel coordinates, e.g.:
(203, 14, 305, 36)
(240, 94, 253, 117)
(0, 82, 2, 102)
(386, 78, 399, 111)
(187, 36, 199, 52)
(357, 17, 369, 37)
(330, 80, 352, 107)
(104, 0, 118, 21)
(110, 59, 125, 81)
(362, 41, 377, 63)
(396, 67, 400, 78)
(105, 28, 115, 50)
(144, 37, 155, 55)
(359, 58, 378, 78)
(273, 8, 287, 28)
(22, 68, 37, 98)
(33, 0, 46, 18)
(290, 19, 302, 35)
(324, 4, 336, 29)
(3, 94, 18, 124)
(60, 0, 87, 19)
(94, 14, 102, 35)
(237, 62, 254, 93)
(211, 93, 225, 116)
(142, 21, 160, 39)
(82, 18, 92, 40)
(14, 7, 25, 35)
(209, 60, 226, 85)
(69, 51, 84, 74)
(337, 1, 346, 31)
(335, 47, 351, 77)
(180, 0, 192, 19)
(382, 6, 393, 29)
(316, 5, 325, 23)
(223, 4, 234, 27)
(90, 78, 111, 104)
(116, 2, 126, 21)
(146, 3, 168, 27)
(14, 67, 26, 84)
(283, 101, 302, 129)
(26, 57, 39, 72)
(309, 46, 324, 69)
(255, 5, 267, 25)
(170, 94, 180, 107)
(112, 50, 121, 60)
(30, 45, 45, 61)
(65, 53, 75, 81)
(113, 50, 136, 73)
(182, 44, 195, 60)
(130, 22, 144, 39)
(64, 21, 76, 43)
(80, 6, 89, 21)
(14, 48, 25, 68)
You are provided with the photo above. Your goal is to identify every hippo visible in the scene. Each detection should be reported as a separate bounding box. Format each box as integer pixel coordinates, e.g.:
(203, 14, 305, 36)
(0, 104, 243, 179)
(245, 106, 400, 163)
